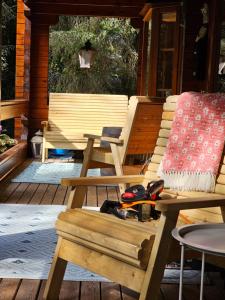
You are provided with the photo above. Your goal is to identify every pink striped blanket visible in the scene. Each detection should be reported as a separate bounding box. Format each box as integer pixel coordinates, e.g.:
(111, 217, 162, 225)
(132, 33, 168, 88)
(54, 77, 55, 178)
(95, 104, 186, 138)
(158, 92, 225, 192)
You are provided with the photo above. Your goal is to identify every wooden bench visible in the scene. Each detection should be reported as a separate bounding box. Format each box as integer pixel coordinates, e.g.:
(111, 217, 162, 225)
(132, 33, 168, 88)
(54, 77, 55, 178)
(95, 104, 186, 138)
(41, 93, 129, 162)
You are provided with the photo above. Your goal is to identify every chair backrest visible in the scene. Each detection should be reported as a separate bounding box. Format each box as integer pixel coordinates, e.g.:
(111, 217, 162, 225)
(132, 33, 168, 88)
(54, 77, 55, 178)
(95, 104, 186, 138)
(119, 96, 163, 164)
(143, 95, 225, 194)
(48, 93, 129, 135)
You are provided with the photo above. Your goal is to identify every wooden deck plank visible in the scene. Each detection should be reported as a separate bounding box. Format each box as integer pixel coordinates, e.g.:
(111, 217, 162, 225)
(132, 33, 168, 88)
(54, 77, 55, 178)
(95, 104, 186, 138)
(29, 184, 48, 204)
(59, 281, 80, 300)
(80, 282, 101, 300)
(7, 183, 29, 203)
(19, 184, 39, 204)
(14, 279, 41, 300)
(0, 182, 20, 203)
(182, 285, 202, 300)
(121, 286, 139, 300)
(205, 272, 225, 300)
(40, 185, 58, 204)
(160, 284, 179, 300)
(36, 280, 46, 300)
(106, 186, 120, 201)
(86, 186, 98, 206)
(52, 185, 68, 205)
(101, 282, 122, 300)
(96, 186, 108, 207)
(0, 279, 21, 300)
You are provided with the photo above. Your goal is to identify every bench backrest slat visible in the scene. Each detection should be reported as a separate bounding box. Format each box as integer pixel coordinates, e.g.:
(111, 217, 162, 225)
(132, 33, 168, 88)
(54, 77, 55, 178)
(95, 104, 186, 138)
(48, 93, 129, 134)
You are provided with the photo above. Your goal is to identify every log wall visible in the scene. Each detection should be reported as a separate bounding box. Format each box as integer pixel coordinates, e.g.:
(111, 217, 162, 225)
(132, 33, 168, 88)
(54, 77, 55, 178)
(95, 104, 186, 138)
(15, 0, 25, 98)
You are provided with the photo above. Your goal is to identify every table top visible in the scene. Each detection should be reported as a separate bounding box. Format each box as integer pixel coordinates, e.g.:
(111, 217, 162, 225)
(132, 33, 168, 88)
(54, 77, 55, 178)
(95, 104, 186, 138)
(172, 223, 225, 257)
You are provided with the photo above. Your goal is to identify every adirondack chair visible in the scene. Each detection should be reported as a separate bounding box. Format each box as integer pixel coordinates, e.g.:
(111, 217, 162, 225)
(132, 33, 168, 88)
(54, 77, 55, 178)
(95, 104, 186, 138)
(43, 94, 225, 300)
(78, 96, 162, 195)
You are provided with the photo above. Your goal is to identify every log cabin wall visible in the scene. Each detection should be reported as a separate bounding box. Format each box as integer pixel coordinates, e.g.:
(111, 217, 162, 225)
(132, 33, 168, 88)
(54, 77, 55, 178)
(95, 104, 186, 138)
(15, 0, 26, 99)
(16, 0, 224, 149)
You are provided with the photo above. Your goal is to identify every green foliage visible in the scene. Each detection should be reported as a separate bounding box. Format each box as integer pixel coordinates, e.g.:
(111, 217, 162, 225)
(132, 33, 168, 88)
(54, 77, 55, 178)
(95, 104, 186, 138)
(49, 17, 138, 96)
(0, 133, 17, 153)
(2, 0, 16, 99)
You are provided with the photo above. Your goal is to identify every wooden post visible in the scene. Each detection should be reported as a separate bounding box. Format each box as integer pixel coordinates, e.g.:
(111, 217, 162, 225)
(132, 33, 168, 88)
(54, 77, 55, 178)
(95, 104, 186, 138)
(132, 18, 149, 96)
(28, 15, 58, 137)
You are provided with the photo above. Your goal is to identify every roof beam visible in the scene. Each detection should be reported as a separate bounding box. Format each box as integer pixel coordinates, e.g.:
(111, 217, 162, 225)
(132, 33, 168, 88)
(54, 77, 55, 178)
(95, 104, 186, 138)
(25, 0, 146, 6)
(28, 3, 144, 18)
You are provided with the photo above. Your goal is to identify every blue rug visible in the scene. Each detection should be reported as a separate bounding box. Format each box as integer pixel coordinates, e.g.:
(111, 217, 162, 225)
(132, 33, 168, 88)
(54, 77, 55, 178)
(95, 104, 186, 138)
(0, 204, 208, 283)
(12, 162, 100, 184)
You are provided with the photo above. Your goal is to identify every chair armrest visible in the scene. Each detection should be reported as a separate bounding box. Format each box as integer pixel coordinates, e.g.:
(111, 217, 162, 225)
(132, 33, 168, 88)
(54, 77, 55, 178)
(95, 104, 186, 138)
(84, 134, 123, 145)
(61, 175, 144, 186)
(156, 195, 225, 212)
(84, 134, 102, 140)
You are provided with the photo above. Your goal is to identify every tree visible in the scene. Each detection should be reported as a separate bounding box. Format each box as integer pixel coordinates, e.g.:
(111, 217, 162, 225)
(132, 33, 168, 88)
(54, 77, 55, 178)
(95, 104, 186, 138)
(49, 17, 138, 96)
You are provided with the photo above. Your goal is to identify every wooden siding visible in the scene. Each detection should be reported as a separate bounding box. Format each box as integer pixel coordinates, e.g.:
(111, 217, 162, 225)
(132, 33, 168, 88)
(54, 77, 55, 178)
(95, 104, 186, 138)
(16, 0, 31, 100)
(16, 0, 25, 99)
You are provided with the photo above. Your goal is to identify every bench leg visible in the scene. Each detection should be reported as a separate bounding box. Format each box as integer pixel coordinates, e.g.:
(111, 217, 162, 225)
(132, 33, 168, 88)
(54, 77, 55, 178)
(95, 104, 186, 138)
(43, 237, 67, 300)
(42, 135, 47, 162)
(42, 146, 45, 163)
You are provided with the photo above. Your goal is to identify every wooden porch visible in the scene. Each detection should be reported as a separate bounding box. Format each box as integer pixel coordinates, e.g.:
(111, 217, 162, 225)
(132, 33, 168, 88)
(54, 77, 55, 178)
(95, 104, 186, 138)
(0, 160, 225, 300)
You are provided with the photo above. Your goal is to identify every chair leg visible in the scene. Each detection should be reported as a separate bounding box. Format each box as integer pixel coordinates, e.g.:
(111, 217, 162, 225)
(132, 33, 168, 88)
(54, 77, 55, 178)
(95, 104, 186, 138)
(139, 211, 179, 300)
(110, 143, 126, 193)
(67, 138, 94, 209)
(43, 237, 68, 300)
(220, 205, 225, 222)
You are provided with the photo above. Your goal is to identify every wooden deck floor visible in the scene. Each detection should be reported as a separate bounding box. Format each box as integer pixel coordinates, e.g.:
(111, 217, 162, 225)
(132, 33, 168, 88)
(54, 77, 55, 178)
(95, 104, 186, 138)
(0, 160, 225, 300)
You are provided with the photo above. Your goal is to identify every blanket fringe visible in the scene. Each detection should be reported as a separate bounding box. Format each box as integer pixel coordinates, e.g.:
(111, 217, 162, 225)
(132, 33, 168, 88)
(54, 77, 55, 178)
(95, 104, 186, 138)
(157, 162, 216, 192)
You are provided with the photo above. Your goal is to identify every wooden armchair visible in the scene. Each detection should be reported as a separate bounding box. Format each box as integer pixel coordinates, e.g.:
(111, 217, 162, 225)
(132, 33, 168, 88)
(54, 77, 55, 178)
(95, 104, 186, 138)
(78, 96, 162, 194)
(43, 94, 225, 299)
(43, 174, 225, 300)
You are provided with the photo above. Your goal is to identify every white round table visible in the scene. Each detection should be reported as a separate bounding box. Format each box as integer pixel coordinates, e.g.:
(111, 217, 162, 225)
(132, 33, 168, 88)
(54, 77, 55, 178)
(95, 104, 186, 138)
(172, 223, 225, 300)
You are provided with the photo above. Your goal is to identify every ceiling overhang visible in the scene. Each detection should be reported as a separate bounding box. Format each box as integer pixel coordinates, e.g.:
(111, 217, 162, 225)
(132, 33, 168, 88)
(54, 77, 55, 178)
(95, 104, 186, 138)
(24, 0, 147, 18)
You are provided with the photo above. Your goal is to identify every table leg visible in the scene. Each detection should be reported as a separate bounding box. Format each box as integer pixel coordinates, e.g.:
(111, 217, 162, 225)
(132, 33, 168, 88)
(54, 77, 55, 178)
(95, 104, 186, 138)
(179, 243, 185, 300)
(200, 251, 205, 300)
